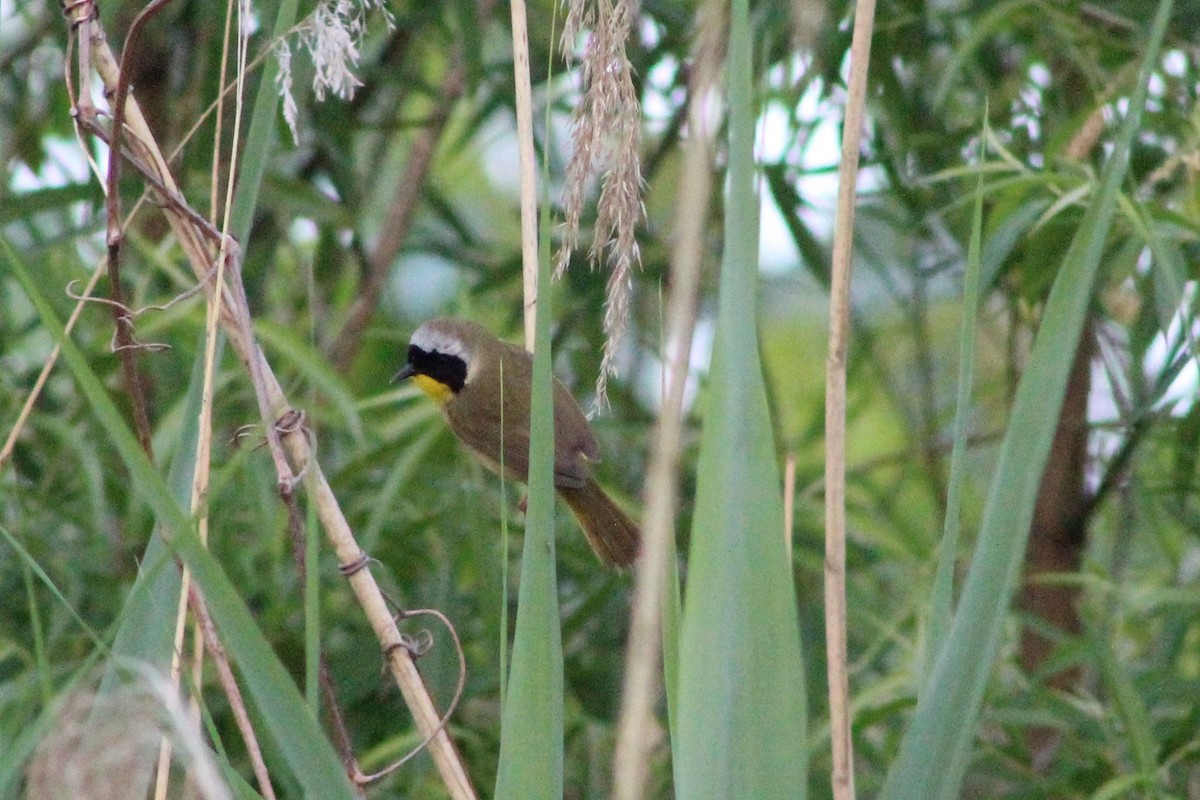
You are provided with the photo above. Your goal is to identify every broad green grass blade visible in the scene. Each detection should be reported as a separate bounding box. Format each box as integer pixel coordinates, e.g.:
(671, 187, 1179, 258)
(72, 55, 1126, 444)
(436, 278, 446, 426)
(493, 200, 563, 798)
(923, 126, 987, 687)
(21, 556, 52, 706)
(880, 4, 1173, 798)
(87, 336, 208, 796)
(675, 0, 807, 796)
(4, 235, 357, 800)
(100, 337, 206, 685)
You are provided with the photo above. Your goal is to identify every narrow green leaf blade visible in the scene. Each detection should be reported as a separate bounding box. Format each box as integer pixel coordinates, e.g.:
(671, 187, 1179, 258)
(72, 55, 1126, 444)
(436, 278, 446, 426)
(494, 200, 563, 799)
(923, 123, 987, 685)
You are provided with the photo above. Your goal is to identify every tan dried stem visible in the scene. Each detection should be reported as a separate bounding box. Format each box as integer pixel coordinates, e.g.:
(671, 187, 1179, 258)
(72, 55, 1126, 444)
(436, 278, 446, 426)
(825, 1, 876, 799)
(154, 564, 191, 800)
(164, 0, 267, 796)
(155, 0, 249, 793)
(69, 15, 476, 799)
(557, 0, 644, 406)
(609, 19, 719, 798)
(510, 0, 540, 347)
(188, 585, 279, 800)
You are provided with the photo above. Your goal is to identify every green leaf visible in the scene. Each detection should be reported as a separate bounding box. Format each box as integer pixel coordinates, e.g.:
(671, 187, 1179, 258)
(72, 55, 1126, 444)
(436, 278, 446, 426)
(675, 0, 807, 796)
(103, 335, 208, 681)
(931, 0, 1039, 111)
(86, 335, 210, 795)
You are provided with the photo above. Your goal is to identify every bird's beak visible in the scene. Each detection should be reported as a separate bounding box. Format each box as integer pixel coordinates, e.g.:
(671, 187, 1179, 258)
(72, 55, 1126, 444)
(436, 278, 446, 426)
(392, 363, 416, 383)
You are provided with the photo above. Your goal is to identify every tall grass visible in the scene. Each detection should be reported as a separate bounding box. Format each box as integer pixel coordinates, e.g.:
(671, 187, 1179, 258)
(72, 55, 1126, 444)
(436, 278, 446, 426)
(3, 237, 358, 799)
(880, 2, 1173, 796)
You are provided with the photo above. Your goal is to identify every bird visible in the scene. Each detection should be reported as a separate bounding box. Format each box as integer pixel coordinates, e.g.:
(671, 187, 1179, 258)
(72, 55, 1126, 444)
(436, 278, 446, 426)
(393, 318, 640, 568)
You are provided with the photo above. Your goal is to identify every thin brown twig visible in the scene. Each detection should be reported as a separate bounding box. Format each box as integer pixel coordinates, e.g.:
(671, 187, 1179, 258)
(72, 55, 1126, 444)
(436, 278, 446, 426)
(277, 476, 366, 795)
(65, 261, 218, 318)
(99, 227, 155, 453)
(107, 0, 176, 220)
(825, 1, 877, 798)
(74, 109, 227, 244)
(320, 661, 365, 797)
(101, 0, 176, 459)
(187, 584, 279, 800)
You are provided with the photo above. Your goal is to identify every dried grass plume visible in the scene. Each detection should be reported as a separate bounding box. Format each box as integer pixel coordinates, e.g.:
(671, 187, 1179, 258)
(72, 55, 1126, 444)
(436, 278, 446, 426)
(26, 668, 231, 800)
(556, 0, 645, 411)
(276, 0, 395, 143)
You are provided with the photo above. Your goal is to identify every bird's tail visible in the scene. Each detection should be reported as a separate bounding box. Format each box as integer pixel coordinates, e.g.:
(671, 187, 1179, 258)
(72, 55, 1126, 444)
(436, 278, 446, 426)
(558, 477, 641, 569)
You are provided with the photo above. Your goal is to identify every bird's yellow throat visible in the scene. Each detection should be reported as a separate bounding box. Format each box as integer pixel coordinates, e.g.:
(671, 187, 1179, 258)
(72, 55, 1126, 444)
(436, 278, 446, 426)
(413, 374, 455, 404)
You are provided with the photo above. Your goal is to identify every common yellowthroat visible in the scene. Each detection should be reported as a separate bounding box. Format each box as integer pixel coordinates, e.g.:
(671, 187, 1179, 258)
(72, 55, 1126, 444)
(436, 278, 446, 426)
(393, 318, 641, 568)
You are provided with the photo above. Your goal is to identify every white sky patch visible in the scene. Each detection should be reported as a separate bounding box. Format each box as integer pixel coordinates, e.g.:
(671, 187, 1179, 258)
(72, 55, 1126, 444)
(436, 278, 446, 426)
(1145, 286, 1200, 415)
(9, 136, 93, 191)
(1163, 49, 1187, 76)
(239, 0, 260, 37)
(479, 121, 522, 197)
(391, 253, 460, 319)
(289, 217, 319, 246)
(313, 173, 341, 201)
(757, 79, 844, 273)
(1087, 294, 1199, 491)
(643, 56, 682, 135)
(8, 136, 100, 243)
(479, 105, 573, 198)
(1028, 62, 1051, 88)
